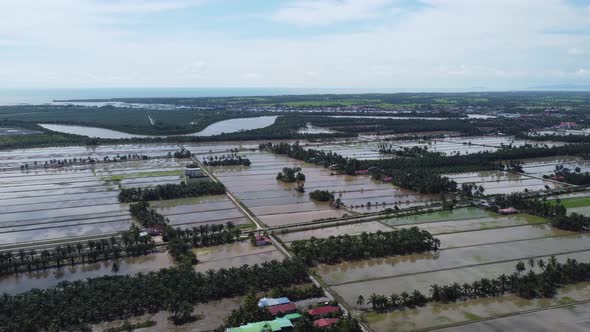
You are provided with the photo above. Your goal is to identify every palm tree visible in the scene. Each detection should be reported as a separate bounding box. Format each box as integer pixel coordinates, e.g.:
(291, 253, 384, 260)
(356, 295, 365, 307)
(368, 293, 379, 310)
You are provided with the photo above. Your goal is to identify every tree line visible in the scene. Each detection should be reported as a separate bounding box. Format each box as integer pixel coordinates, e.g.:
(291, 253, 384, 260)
(544, 164, 590, 185)
(0, 258, 309, 331)
(0, 226, 154, 276)
(202, 154, 251, 166)
(128, 201, 243, 263)
(493, 193, 566, 218)
(262, 142, 590, 182)
(290, 227, 440, 265)
(118, 181, 226, 202)
(361, 256, 590, 313)
(551, 213, 590, 231)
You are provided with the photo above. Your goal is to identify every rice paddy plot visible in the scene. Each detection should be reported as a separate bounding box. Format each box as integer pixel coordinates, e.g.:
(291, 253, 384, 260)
(211, 151, 435, 227)
(192, 241, 285, 272)
(393, 213, 547, 234)
(444, 170, 567, 195)
(277, 221, 394, 243)
(380, 207, 496, 226)
(391, 139, 497, 156)
(521, 156, 590, 175)
(0, 145, 196, 245)
(0, 252, 175, 295)
(365, 282, 590, 332)
(315, 234, 590, 286)
(332, 250, 590, 310)
(435, 300, 590, 332)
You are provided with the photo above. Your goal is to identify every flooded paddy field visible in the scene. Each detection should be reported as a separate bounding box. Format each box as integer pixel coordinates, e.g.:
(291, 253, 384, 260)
(316, 233, 590, 286)
(0, 251, 175, 295)
(92, 296, 245, 332)
(0, 143, 251, 245)
(381, 207, 496, 226)
(365, 282, 590, 332)
(444, 170, 567, 195)
(153, 196, 252, 228)
(521, 156, 590, 177)
(393, 213, 547, 234)
(192, 241, 285, 272)
(210, 151, 436, 227)
(391, 139, 497, 155)
(443, 135, 566, 148)
(435, 300, 590, 332)
(303, 142, 392, 160)
(277, 221, 394, 244)
(333, 250, 590, 310)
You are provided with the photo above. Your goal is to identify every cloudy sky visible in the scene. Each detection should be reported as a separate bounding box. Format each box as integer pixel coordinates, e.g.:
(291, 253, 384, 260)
(1, 0, 589, 90)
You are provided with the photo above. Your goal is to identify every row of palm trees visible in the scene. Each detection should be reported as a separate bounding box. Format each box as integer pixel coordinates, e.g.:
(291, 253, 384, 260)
(202, 153, 251, 166)
(0, 226, 154, 275)
(163, 222, 242, 247)
(118, 181, 226, 202)
(0, 258, 309, 331)
(360, 256, 590, 313)
(290, 227, 440, 265)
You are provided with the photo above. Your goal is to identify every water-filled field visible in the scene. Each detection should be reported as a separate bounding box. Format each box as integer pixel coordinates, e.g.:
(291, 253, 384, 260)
(444, 170, 567, 195)
(210, 150, 439, 227)
(0, 252, 175, 295)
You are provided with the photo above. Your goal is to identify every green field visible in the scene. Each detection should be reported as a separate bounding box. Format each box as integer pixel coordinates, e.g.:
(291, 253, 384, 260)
(381, 207, 497, 226)
(552, 196, 590, 209)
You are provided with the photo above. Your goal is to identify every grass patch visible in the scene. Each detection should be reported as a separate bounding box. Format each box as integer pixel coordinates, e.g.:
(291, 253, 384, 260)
(463, 312, 483, 321)
(557, 296, 575, 305)
(551, 196, 590, 209)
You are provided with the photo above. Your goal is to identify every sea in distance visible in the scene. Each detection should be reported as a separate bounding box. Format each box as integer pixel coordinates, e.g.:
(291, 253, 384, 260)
(0, 87, 406, 106)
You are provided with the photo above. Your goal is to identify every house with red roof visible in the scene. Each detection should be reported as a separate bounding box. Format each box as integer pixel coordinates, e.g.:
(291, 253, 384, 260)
(267, 302, 297, 316)
(499, 207, 518, 214)
(307, 306, 340, 317)
(313, 318, 339, 328)
(254, 235, 272, 246)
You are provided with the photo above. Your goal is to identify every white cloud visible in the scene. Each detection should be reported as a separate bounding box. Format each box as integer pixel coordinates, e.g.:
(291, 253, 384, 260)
(1, 0, 590, 89)
(273, 0, 394, 26)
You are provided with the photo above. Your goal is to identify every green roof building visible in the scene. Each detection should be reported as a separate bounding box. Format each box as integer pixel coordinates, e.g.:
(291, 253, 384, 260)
(226, 317, 293, 332)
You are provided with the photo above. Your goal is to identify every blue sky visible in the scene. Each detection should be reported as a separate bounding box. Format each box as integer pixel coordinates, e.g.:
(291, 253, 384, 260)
(1, 0, 589, 90)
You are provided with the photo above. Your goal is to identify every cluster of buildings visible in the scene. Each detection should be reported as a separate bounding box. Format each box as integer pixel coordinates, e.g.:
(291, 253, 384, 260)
(226, 297, 341, 331)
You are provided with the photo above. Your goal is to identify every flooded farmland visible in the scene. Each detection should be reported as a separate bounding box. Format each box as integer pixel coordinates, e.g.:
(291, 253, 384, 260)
(210, 151, 438, 227)
(443, 170, 567, 195)
(366, 282, 590, 332)
(192, 241, 285, 272)
(0, 252, 175, 295)
(333, 250, 590, 310)
(316, 233, 590, 286)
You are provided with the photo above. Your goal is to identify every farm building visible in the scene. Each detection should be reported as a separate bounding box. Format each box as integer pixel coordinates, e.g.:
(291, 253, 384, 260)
(313, 318, 339, 328)
(267, 303, 297, 316)
(185, 165, 206, 178)
(255, 235, 272, 246)
(226, 317, 293, 332)
(499, 207, 518, 214)
(258, 297, 290, 308)
(308, 306, 340, 317)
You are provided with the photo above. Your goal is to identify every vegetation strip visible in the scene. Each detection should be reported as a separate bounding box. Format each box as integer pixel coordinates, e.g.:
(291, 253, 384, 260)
(329, 247, 590, 287)
(361, 257, 590, 313)
(291, 227, 440, 265)
(0, 258, 309, 331)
